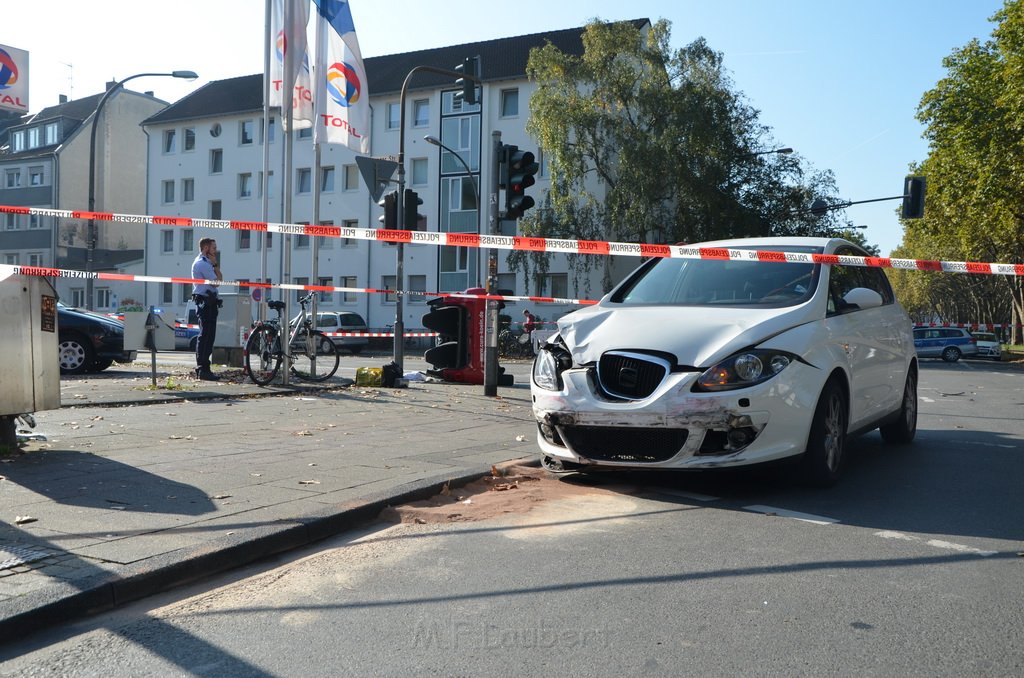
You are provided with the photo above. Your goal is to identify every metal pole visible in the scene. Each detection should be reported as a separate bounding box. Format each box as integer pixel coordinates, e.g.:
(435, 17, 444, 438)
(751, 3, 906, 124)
(260, 0, 272, 324)
(484, 131, 501, 397)
(280, 0, 297, 385)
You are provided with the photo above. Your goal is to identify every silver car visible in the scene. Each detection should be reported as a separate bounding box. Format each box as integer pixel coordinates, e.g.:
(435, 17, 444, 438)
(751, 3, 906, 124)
(312, 311, 369, 354)
(970, 331, 1002, 360)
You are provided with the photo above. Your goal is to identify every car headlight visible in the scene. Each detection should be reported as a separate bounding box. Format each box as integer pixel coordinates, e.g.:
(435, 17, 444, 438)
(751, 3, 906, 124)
(532, 335, 572, 391)
(694, 349, 795, 392)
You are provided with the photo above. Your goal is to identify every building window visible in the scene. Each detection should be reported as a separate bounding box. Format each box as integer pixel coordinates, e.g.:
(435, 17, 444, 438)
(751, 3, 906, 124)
(45, 123, 59, 145)
(70, 288, 85, 307)
(342, 219, 358, 246)
(317, 220, 333, 249)
(210, 148, 223, 174)
(182, 228, 194, 252)
(3, 254, 17, 265)
(183, 127, 196, 151)
(261, 117, 276, 144)
(96, 288, 111, 309)
(497, 273, 517, 302)
(28, 252, 44, 267)
(238, 172, 253, 198)
(298, 127, 312, 139)
(546, 273, 568, 299)
(11, 131, 24, 152)
(320, 166, 335, 192)
(294, 277, 309, 302)
(210, 122, 222, 137)
(5, 213, 18, 229)
(27, 127, 40, 148)
(162, 180, 175, 203)
(161, 229, 174, 253)
(182, 178, 195, 203)
(411, 158, 428, 186)
(163, 129, 176, 153)
(29, 167, 44, 186)
(413, 99, 429, 127)
(408, 275, 426, 304)
(240, 119, 255, 145)
(382, 275, 397, 303)
(295, 233, 310, 249)
(343, 164, 358, 191)
(209, 200, 222, 220)
(386, 102, 400, 130)
(180, 284, 192, 304)
(161, 282, 174, 305)
(28, 214, 42, 229)
(297, 168, 311, 194)
(6, 170, 21, 188)
(341, 276, 357, 302)
(500, 89, 519, 117)
(318, 277, 333, 304)
(265, 232, 273, 249)
(238, 229, 251, 250)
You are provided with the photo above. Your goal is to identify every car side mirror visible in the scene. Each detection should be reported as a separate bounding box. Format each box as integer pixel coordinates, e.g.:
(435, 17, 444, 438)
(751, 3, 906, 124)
(841, 287, 883, 311)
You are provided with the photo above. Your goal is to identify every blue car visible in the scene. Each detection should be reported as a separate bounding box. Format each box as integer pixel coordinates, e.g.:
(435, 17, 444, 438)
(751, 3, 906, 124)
(912, 326, 978, 362)
(174, 319, 201, 352)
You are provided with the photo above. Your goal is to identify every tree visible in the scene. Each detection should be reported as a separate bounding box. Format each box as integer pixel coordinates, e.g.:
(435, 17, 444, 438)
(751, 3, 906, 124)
(515, 19, 844, 291)
(898, 0, 1024, 342)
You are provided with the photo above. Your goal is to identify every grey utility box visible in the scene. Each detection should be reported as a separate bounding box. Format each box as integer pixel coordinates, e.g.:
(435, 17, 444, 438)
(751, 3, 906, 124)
(0, 272, 61, 418)
(215, 293, 253, 349)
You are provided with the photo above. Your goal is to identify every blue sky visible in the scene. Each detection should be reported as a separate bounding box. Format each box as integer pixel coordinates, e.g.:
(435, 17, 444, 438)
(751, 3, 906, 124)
(4, 0, 1008, 255)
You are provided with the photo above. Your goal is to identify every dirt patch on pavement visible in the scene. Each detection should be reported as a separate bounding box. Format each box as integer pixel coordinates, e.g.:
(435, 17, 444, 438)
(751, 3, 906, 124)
(379, 464, 628, 524)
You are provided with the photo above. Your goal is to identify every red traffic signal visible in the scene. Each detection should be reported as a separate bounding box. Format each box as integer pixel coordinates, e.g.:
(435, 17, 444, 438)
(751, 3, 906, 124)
(503, 144, 539, 219)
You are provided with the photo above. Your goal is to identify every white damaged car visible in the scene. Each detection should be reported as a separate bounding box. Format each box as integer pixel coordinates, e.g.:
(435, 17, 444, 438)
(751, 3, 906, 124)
(531, 237, 918, 486)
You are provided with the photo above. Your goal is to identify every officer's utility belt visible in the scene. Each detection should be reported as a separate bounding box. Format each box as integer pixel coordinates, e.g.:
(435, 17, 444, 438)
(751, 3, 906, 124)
(192, 293, 222, 308)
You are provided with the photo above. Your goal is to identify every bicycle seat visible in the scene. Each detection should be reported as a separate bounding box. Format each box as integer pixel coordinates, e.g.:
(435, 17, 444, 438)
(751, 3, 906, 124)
(268, 300, 285, 311)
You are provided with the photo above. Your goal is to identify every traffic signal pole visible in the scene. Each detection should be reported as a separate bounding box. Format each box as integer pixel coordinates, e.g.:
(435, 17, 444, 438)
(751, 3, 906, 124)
(484, 131, 502, 397)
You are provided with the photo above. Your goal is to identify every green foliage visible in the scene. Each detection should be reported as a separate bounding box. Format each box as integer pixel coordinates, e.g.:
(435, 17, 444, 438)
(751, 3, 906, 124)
(515, 18, 847, 291)
(893, 0, 1024, 336)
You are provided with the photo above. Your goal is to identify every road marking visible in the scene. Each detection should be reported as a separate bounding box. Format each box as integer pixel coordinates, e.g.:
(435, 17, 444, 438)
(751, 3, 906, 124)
(875, 530, 997, 557)
(652, 489, 720, 502)
(962, 440, 1017, 449)
(743, 505, 839, 525)
(920, 396, 935, 403)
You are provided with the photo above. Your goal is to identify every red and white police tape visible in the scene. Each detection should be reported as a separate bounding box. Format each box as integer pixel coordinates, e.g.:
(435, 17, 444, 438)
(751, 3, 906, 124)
(2, 204, 1023, 276)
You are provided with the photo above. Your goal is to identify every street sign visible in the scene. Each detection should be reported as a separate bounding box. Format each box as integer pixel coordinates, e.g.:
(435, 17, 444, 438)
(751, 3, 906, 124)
(355, 156, 399, 203)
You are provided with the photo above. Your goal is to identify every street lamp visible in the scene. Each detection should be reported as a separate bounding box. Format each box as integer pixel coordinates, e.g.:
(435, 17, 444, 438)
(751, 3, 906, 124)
(744, 147, 793, 158)
(85, 70, 198, 309)
(424, 134, 481, 288)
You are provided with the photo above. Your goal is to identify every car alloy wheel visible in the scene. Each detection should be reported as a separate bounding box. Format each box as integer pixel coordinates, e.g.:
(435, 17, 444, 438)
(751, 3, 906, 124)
(941, 346, 961, 362)
(880, 367, 917, 444)
(802, 379, 848, 486)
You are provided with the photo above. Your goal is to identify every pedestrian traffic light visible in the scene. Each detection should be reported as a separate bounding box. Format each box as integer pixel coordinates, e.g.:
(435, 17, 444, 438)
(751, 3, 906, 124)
(423, 298, 468, 371)
(404, 188, 424, 230)
(503, 145, 539, 219)
(378, 190, 397, 229)
(454, 56, 479, 106)
(902, 176, 926, 220)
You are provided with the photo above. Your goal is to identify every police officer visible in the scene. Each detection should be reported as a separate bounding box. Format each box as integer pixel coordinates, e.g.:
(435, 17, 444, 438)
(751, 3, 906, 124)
(191, 237, 222, 380)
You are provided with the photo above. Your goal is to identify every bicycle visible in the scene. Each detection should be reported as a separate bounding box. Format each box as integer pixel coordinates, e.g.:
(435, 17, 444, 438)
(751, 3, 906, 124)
(498, 328, 535, 359)
(244, 291, 340, 385)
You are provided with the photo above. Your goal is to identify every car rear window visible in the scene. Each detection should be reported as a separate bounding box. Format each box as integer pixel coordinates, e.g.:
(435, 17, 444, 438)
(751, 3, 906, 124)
(338, 313, 366, 327)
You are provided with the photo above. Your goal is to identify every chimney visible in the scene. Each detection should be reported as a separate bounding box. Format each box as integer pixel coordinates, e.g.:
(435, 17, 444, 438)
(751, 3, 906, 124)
(59, 94, 68, 104)
(106, 80, 117, 91)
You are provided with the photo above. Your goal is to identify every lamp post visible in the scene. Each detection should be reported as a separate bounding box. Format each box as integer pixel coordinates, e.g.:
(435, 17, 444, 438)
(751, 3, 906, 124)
(424, 134, 481, 288)
(85, 70, 198, 310)
(747, 147, 793, 158)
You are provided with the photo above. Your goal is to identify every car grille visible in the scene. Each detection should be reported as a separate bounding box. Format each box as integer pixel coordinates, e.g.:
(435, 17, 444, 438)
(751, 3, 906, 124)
(560, 425, 688, 463)
(597, 352, 668, 400)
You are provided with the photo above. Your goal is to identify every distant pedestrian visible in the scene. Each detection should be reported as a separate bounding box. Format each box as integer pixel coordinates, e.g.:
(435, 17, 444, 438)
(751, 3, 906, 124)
(191, 237, 222, 381)
(522, 309, 538, 339)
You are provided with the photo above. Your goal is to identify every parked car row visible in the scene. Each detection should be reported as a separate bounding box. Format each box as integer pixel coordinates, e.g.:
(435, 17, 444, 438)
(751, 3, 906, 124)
(57, 303, 137, 374)
(911, 326, 1003, 361)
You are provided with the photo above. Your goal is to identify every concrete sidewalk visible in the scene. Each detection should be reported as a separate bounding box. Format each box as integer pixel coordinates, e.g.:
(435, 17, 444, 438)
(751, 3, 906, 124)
(0, 363, 537, 640)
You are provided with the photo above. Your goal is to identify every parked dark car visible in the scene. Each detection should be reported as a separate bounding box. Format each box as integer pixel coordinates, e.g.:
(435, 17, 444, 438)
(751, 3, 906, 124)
(57, 302, 137, 374)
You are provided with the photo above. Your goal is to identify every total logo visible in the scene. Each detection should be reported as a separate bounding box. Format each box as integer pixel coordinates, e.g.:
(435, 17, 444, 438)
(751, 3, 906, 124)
(326, 61, 361, 107)
(0, 48, 18, 89)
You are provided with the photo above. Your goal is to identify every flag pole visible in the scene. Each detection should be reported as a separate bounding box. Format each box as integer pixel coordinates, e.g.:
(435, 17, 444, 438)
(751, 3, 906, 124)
(260, 0, 272, 324)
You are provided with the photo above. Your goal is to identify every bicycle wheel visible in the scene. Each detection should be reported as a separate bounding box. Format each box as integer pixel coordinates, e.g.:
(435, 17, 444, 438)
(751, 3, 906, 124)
(245, 325, 281, 386)
(290, 329, 340, 382)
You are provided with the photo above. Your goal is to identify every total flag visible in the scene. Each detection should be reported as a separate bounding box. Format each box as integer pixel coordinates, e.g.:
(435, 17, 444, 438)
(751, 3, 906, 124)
(313, 0, 370, 153)
(268, 0, 314, 130)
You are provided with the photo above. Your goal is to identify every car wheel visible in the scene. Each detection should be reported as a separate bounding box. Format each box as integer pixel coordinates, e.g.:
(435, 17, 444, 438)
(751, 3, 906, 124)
(801, 379, 848, 487)
(90, 358, 114, 373)
(189, 336, 199, 352)
(58, 334, 95, 375)
(941, 346, 961, 362)
(879, 367, 917, 444)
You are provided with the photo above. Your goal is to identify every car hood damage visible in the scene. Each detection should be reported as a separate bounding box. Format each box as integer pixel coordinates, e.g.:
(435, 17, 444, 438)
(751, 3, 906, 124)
(556, 303, 816, 367)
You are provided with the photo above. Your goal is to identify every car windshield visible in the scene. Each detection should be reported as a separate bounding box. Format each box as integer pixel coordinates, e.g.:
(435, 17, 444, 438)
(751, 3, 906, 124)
(338, 314, 366, 327)
(611, 245, 822, 307)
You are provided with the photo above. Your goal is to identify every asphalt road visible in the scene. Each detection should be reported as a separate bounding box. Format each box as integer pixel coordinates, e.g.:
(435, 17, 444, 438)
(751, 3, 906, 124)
(3, 359, 1022, 676)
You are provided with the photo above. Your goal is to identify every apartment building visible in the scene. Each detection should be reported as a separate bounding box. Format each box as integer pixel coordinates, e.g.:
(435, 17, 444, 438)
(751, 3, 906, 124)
(141, 21, 648, 329)
(0, 87, 167, 308)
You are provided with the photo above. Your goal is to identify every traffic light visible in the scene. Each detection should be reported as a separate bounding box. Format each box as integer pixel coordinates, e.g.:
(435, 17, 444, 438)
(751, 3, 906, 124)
(902, 176, 926, 220)
(423, 298, 468, 371)
(404, 189, 424, 230)
(503, 144, 539, 219)
(378, 190, 397, 229)
(454, 56, 479, 106)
